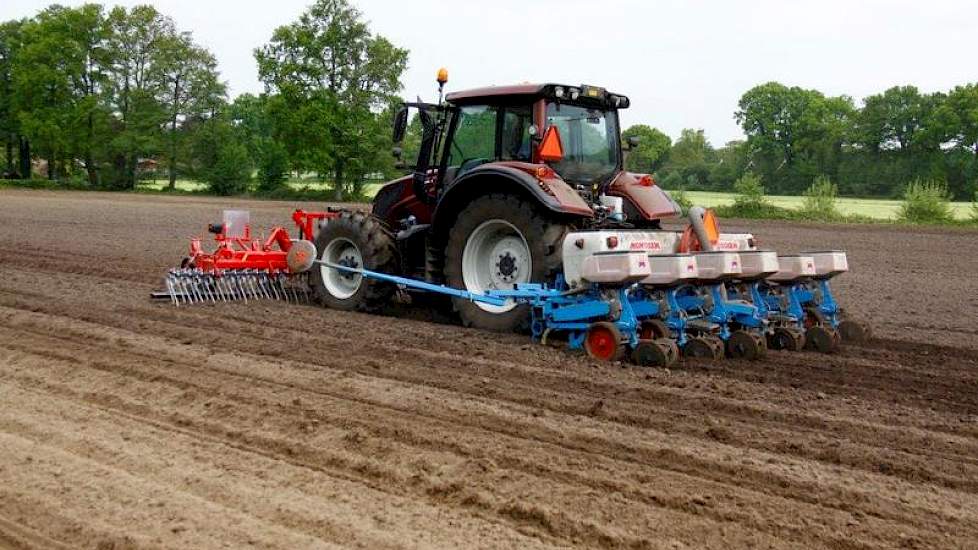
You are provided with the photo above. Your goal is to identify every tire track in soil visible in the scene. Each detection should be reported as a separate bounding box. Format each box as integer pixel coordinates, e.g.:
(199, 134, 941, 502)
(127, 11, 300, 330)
(5, 287, 978, 494)
(0, 332, 786, 549)
(1, 310, 976, 550)
(3, 190, 978, 549)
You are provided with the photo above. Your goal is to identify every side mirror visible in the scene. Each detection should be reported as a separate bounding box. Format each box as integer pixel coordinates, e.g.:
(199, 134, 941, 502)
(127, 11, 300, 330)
(626, 135, 640, 150)
(392, 106, 409, 143)
(392, 146, 405, 169)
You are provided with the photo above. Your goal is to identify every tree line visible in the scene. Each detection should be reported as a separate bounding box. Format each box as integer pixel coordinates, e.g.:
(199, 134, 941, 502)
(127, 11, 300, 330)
(3, 2, 976, 201)
(0, 0, 405, 198)
(625, 82, 978, 200)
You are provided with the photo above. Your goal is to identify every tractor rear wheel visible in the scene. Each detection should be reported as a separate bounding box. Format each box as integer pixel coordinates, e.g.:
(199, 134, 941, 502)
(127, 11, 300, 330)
(310, 210, 398, 312)
(444, 194, 567, 331)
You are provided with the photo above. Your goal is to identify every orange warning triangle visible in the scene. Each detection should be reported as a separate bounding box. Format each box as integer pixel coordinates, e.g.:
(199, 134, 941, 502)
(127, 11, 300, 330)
(538, 125, 564, 162)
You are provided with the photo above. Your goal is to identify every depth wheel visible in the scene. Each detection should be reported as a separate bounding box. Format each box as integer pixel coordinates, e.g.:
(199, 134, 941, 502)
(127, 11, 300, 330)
(768, 327, 805, 351)
(726, 330, 762, 360)
(632, 340, 673, 367)
(806, 326, 840, 354)
(584, 322, 626, 362)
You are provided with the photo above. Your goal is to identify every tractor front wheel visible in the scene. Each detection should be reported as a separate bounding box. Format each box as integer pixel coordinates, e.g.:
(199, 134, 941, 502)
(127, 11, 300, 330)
(310, 210, 398, 312)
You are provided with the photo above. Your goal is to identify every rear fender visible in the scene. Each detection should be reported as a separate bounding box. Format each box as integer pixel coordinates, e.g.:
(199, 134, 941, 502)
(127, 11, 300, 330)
(433, 163, 593, 229)
(371, 175, 434, 228)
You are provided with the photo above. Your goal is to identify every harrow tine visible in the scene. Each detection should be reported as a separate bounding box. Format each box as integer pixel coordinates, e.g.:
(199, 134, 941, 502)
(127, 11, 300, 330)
(276, 273, 287, 302)
(269, 272, 282, 301)
(166, 271, 179, 306)
(235, 271, 249, 303)
(216, 276, 228, 302)
(181, 271, 194, 304)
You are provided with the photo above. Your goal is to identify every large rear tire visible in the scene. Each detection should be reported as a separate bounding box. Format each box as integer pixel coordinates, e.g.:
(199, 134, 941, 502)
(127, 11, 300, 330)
(310, 210, 398, 312)
(444, 194, 567, 331)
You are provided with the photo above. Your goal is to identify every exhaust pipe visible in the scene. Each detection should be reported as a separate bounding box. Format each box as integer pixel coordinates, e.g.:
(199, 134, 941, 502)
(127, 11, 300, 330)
(688, 206, 714, 252)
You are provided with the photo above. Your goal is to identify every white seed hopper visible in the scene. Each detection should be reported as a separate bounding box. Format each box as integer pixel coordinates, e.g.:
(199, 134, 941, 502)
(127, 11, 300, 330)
(641, 254, 699, 286)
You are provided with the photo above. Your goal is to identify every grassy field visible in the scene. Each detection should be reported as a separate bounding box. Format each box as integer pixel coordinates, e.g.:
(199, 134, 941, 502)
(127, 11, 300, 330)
(135, 178, 974, 221)
(138, 178, 387, 197)
(677, 190, 975, 221)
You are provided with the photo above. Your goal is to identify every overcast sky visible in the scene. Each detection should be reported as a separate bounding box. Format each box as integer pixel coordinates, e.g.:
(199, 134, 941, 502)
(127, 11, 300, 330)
(3, 0, 975, 144)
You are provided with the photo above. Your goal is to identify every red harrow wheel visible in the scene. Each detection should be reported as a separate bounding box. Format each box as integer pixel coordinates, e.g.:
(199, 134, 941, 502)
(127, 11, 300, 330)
(584, 322, 626, 362)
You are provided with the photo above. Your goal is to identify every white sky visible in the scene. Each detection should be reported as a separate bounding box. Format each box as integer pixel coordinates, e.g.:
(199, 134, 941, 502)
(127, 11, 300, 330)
(3, 0, 976, 145)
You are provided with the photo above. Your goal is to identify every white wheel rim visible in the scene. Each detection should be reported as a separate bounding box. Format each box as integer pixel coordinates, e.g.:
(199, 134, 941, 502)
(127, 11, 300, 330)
(462, 219, 531, 313)
(320, 237, 363, 300)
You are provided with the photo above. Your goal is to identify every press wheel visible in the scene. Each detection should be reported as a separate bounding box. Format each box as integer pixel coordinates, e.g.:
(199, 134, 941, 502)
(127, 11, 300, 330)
(768, 327, 805, 351)
(632, 340, 675, 367)
(838, 319, 869, 343)
(806, 325, 840, 354)
(684, 336, 724, 360)
(726, 330, 762, 360)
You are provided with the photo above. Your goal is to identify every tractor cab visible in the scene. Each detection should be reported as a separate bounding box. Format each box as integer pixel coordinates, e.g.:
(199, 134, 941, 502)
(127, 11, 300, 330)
(382, 74, 681, 233)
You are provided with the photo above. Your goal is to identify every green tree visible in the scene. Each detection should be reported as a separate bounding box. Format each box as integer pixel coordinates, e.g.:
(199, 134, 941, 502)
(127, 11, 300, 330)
(0, 19, 25, 177)
(192, 114, 251, 195)
(11, 5, 90, 180)
(103, 5, 173, 188)
(157, 32, 225, 190)
(736, 82, 854, 194)
(947, 84, 978, 154)
(255, 0, 408, 200)
(659, 128, 714, 189)
(859, 86, 934, 154)
(622, 124, 671, 173)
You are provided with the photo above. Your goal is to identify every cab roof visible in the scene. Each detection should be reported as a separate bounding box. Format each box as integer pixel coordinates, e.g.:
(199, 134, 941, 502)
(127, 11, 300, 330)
(445, 83, 630, 109)
(445, 83, 547, 105)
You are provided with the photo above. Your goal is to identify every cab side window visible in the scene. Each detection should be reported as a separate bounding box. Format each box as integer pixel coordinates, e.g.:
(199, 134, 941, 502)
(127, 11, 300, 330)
(500, 106, 533, 161)
(448, 105, 497, 167)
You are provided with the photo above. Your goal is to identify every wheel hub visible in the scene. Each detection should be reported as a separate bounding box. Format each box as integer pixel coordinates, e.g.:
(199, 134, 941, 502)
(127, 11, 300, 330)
(496, 252, 517, 280)
(320, 237, 363, 300)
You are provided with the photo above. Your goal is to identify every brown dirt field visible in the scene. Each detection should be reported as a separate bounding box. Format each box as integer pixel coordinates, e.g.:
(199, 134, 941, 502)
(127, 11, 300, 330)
(1, 188, 977, 549)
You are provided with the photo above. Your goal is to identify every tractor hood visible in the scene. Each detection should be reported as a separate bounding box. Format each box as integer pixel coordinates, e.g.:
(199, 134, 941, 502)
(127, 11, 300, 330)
(606, 171, 683, 221)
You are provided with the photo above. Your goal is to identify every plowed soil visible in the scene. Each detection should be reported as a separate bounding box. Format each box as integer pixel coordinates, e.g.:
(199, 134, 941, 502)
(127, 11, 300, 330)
(1, 188, 977, 549)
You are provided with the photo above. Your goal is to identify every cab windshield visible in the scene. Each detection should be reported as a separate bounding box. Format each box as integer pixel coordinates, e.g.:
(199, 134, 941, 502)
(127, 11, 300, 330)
(544, 102, 620, 184)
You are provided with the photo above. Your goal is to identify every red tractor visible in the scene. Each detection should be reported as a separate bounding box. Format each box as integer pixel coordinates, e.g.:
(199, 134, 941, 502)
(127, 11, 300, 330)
(311, 71, 686, 331)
